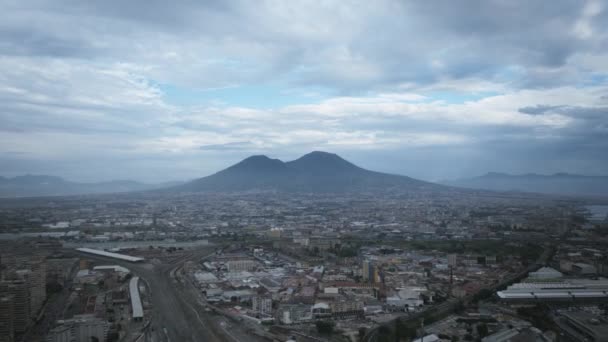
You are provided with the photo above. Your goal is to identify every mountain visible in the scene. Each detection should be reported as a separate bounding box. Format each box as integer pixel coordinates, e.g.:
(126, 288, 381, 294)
(444, 172, 608, 196)
(170, 151, 440, 193)
(0, 175, 181, 198)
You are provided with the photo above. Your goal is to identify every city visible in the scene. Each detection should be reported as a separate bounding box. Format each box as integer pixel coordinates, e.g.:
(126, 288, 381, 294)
(1, 185, 607, 341)
(2, 1, 608, 342)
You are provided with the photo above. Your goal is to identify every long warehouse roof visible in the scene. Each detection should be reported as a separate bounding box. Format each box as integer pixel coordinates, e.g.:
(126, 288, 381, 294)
(497, 290, 608, 299)
(76, 247, 144, 262)
(497, 277, 608, 300)
(129, 276, 144, 318)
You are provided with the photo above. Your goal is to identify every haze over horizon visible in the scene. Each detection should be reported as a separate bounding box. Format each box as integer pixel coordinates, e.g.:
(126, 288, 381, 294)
(3, 151, 608, 185)
(2, 1, 608, 183)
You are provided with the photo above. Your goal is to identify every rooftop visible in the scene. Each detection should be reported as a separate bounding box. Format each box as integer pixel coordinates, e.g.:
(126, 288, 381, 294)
(76, 247, 144, 263)
(129, 276, 144, 319)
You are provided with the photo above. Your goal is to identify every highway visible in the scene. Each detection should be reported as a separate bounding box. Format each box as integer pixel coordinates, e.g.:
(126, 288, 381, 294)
(75, 247, 264, 342)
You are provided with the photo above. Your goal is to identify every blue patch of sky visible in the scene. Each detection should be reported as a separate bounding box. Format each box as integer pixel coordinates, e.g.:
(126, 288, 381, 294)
(582, 73, 607, 87)
(157, 82, 333, 109)
(155, 77, 504, 108)
(425, 91, 500, 104)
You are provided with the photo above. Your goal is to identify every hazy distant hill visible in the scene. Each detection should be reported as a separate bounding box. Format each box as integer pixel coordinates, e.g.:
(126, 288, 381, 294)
(444, 172, 608, 196)
(0, 175, 181, 198)
(170, 151, 441, 193)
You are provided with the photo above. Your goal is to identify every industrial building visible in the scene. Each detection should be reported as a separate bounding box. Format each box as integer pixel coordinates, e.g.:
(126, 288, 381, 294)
(528, 266, 563, 279)
(45, 314, 108, 342)
(252, 295, 273, 316)
(0, 280, 30, 334)
(482, 327, 551, 342)
(497, 278, 608, 303)
(92, 265, 130, 274)
(226, 259, 256, 272)
(129, 276, 144, 321)
(16, 261, 47, 317)
(0, 295, 14, 342)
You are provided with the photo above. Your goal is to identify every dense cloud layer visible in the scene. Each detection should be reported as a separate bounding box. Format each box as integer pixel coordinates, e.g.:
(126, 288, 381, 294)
(0, 0, 607, 182)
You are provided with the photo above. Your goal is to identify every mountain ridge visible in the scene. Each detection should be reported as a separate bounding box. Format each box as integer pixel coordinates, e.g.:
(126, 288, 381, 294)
(478, 172, 604, 178)
(170, 151, 439, 193)
(444, 172, 608, 196)
(0, 175, 182, 198)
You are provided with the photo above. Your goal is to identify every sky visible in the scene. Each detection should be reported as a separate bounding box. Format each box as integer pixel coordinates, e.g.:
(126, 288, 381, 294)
(1, 0, 607, 183)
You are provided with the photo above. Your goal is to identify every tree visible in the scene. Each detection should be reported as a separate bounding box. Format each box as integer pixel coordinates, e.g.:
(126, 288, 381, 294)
(107, 331, 119, 342)
(454, 300, 465, 314)
(377, 325, 392, 342)
(476, 323, 489, 338)
(46, 281, 63, 294)
(358, 327, 367, 340)
(315, 320, 335, 335)
(394, 319, 415, 341)
(473, 289, 493, 303)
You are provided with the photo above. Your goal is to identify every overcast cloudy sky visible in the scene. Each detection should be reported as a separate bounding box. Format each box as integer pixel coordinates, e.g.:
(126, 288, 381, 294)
(1, 0, 607, 182)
